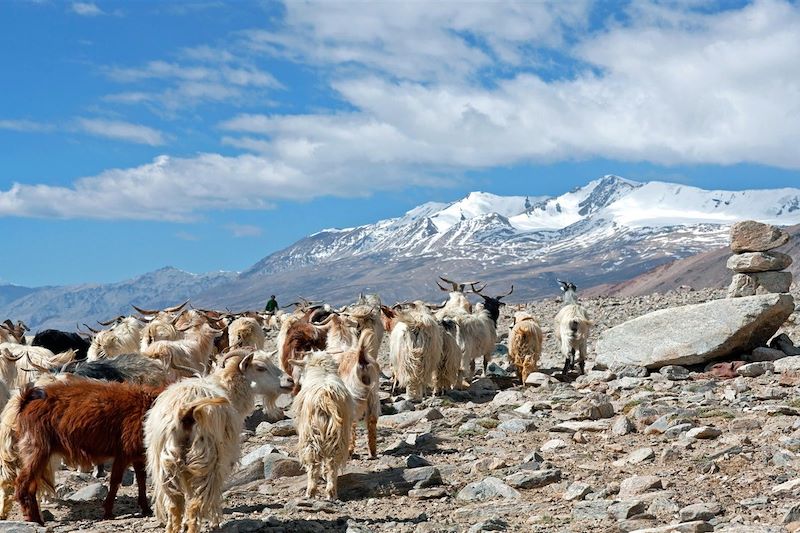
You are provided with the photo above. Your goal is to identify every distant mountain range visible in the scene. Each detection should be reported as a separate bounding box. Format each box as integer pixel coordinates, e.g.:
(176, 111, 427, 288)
(2, 175, 799, 331)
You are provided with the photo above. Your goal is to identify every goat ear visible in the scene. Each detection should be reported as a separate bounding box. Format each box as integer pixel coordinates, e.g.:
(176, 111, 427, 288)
(238, 353, 254, 373)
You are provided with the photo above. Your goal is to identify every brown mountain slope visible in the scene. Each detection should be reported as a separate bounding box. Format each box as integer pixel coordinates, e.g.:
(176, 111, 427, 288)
(588, 224, 799, 297)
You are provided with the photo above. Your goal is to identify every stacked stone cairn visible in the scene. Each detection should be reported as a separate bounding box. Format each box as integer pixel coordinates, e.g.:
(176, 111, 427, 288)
(727, 220, 793, 298)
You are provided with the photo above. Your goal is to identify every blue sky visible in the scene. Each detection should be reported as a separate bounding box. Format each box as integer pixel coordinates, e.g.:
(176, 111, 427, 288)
(1, 0, 799, 287)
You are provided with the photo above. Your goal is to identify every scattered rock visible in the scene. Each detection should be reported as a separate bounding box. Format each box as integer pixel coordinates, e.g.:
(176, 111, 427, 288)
(540, 438, 567, 452)
(630, 521, 713, 533)
(618, 476, 663, 499)
(408, 486, 449, 500)
(626, 447, 656, 465)
(241, 444, 282, 467)
(269, 419, 297, 437)
(0, 522, 47, 533)
(551, 420, 610, 433)
(749, 346, 790, 362)
(686, 426, 722, 440)
(660, 365, 690, 381)
(524, 372, 552, 387)
(379, 408, 443, 429)
(262, 454, 304, 480)
(595, 294, 795, 369)
(572, 500, 613, 520)
(679, 502, 722, 522)
(66, 482, 108, 501)
(496, 418, 536, 434)
(467, 518, 507, 532)
(456, 477, 520, 501)
(737, 361, 774, 377)
(608, 500, 646, 520)
(406, 454, 432, 468)
(612, 416, 636, 436)
(784, 503, 800, 524)
(564, 482, 593, 501)
(503, 469, 560, 489)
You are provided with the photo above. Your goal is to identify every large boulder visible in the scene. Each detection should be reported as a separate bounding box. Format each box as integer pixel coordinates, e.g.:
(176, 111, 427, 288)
(728, 271, 792, 298)
(727, 251, 793, 273)
(730, 221, 790, 253)
(595, 294, 795, 369)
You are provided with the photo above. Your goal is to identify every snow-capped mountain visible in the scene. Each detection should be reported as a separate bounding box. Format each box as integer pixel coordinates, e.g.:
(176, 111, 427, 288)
(4, 176, 799, 328)
(195, 175, 800, 308)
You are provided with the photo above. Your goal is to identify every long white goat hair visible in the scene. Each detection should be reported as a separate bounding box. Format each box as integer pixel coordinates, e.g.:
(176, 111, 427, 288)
(0, 343, 75, 390)
(435, 291, 471, 320)
(292, 351, 354, 500)
(142, 322, 219, 376)
(554, 304, 591, 374)
(87, 317, 142, 360)
(227, 317, 266, 350)
(449, 306, 496, 385)
(434, 320, 461, 394)
(139, 319, 180, 353)
(344, 304, 385, 359)
(145, 350, 284, 533)
(388, 303, 442, 400)
(336, 330, 380, 458)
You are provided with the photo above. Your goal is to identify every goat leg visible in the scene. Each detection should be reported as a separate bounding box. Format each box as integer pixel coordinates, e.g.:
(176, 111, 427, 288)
(133, 459, 151, 516)
(367, 414, 378, 459)
(102, 459, 126, 520)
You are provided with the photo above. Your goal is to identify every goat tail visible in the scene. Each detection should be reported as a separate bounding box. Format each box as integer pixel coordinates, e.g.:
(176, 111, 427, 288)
(178, 397, 229, 433)
(569, 319, 580, 335)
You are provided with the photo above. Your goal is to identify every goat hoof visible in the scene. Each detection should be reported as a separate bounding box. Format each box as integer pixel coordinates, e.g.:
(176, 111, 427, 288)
(141, 506, 153, 517)
(102, 512, 114, 520)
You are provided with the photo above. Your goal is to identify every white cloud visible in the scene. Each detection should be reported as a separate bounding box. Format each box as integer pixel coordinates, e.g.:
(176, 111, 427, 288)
(175, 231, 200, 241)
(225, 223, 262, 238)
(76, 118, 166, 146)
(0, 119, 55, 133)
(4, 0, 800, 222)
(71, 2, 104, 16)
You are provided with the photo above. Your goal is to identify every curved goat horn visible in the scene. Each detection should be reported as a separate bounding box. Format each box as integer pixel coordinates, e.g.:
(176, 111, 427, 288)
(132, 304, 160, 315)
(164, 300, 189, 313)
(1, 348, 23, 361)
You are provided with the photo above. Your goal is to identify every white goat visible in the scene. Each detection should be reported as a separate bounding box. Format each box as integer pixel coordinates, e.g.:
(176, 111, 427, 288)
(139, 319, 180, 353)
(292, 351, 354, 500)
(388, 302, 442, 400)
(433, 319, 461, 395)
(335, 330, 380, 458)
(227, 317, 266, 350)
(87, 317, 142, 360)
(142, 322, 221, 376)
(144, 349, 286, 533)
(509, 311, 543, 383)
(0, 344, 75, 390)
(554, 281, 591, 375)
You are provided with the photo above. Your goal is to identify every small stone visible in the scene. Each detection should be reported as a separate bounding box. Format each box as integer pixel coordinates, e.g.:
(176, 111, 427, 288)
(456, 477, 520, 501)
(630, 522, 713, 533)
(572, 500, 613, 520)
(660, 365, 690, 381)
(618, 476, 662, 499)
(750, 346, 790, 362)
(241, 444, 282, 467)
(686, 426, 722, 440)
(379, 408, 443, 429)
(612, 416, 635, 436)
(727, 251, 793, 272)
(406, 454, 432, 468)
(679, 502, 722, 522)
(540, 439, 567, 452)
(644, 415, 677, 435)
(491, 390, 526, 406)
(627, 447, 656, 465)
(730, 220, 790, 253)
(66, 482, 108, 502)
(402, 466, 442, 489)
(524, 372, 552, 386)
(612, 365, 650, 378)
(784, 504, 800, 524)
(664, 423, 694, 438)
(564, 482, 592, 501)
(608, 500, 646, 520)
(551, 420, 609, 433)
(504, 469, 560, 489)
(497, 419, 536, 434)
(573, 431, 587, 443)
(571, 393, 615, 420)
(467, 518, 507, 533)
(0, 524, 47, 533)
(269, 419, 297, 436)
(772, 477, 800, 494)
(393, 399, 416, 413)
(408, 486, 448, 500)
(262, 454, 304, 480)
(737, 362, 774, 377)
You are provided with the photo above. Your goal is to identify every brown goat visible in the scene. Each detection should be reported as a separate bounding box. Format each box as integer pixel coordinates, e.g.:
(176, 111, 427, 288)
(279, 317, 328, 393)
(15, 378, 162, 524)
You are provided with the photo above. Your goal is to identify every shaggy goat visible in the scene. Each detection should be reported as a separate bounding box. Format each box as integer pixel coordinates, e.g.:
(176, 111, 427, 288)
(278, 314, 328, 391)
(14, 378, 162, 524)
(388, 302, 442, 400)
(292, 351, 354, 500)
(139, 319, 180, 353)
(227, 316, 266, 350)
(508, 311, 543, 383)
(31, 329, 89, 360)
(554, 280, 591, 375)
(142, 321, 222, 376)
(87, 317, 142, 361)
(0, 320, 27, 345)
(335, 330, 380, 458)
(0, 343, 75, 390)
(51, 353, 173, 387)
(433, 319, 461, 394)
(144, 349, 286, 533)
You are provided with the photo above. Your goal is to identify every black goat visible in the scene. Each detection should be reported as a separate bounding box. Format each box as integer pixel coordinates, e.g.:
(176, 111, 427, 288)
(32, 330, 90, 360)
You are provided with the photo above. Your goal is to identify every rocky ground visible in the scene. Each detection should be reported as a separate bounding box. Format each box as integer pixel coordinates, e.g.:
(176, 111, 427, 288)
(5, 286, 800, 533)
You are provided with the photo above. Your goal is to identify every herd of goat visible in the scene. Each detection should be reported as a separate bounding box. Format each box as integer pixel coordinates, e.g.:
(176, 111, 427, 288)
(0, 277, 591, 531)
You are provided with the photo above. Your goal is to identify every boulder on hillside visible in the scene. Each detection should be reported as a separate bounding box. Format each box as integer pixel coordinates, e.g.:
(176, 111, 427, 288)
(728, 272, 792, 298)
(595, 294, 795, 369)
(730, 221, 790, 253)
(727, 251, 793, 273)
